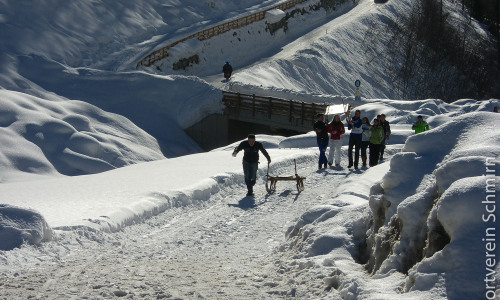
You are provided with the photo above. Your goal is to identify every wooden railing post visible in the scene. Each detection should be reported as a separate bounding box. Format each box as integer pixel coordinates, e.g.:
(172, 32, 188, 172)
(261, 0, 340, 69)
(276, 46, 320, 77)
(237, 93, 241, 116)
(268, 98, 272, 119)
(301, 102, 305, 125)
(312, 103, 316, 122)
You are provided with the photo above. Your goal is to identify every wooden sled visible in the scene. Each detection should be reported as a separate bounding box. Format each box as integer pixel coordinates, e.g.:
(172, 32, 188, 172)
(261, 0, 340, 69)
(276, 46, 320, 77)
(266, 159, 305, 194)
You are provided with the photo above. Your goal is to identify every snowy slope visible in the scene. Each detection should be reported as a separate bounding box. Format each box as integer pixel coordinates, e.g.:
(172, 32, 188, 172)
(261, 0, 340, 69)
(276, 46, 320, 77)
(0, 0, 499, 299)
(0, 0, 289, 70)
(228, 0, 397, 97)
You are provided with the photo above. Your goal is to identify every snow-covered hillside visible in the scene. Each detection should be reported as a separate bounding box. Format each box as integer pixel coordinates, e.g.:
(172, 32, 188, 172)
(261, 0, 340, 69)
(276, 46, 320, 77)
(0, 0, 499, 299)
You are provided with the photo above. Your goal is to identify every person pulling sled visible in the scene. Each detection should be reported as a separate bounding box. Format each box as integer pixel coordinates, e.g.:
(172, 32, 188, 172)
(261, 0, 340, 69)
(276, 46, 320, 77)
(232, 134, 271, 196)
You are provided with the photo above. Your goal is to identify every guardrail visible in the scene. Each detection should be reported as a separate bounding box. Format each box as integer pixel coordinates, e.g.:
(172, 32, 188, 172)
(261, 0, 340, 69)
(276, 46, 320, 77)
(136, 0, 311, 69)
(222, 91, 327, 125)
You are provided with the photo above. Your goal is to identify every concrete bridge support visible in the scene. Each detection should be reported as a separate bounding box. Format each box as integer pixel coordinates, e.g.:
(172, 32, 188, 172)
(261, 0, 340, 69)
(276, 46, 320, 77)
(185, 113, 304, 151)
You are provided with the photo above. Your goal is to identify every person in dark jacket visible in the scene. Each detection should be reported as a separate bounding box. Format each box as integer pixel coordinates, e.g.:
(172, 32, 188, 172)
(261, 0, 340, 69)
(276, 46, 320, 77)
(360, 117, 371, 168)
(369, 118, 385, 166)
(347, 110, 363, 169)
(222, 62, 233, 80)
(314, 113, 329, 169)
(378, 114, 391, 161)
(232, 134, 271, 196)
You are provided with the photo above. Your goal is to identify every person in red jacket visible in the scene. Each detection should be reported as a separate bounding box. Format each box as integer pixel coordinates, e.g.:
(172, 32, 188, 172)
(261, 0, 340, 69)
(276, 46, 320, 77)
(326, 114, 345, 167)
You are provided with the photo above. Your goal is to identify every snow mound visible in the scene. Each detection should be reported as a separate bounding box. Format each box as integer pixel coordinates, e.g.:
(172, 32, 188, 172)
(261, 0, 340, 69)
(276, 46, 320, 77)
(367, 111, 500, 297)
(406, 176, 498, 299)
(0, 89, 164, 182)
(9, 55, 222, 158)
(0, 204, 53, 250)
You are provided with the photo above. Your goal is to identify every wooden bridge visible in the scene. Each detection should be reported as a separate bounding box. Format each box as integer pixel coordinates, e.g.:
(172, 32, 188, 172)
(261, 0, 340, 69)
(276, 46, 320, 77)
(222, 91, 328, 132)
(186, 91, 328, 150)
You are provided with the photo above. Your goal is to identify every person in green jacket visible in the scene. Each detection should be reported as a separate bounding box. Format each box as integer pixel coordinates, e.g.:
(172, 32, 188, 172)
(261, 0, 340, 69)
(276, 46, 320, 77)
(412, 116, 430, 134)
(369, 118, 385, 167)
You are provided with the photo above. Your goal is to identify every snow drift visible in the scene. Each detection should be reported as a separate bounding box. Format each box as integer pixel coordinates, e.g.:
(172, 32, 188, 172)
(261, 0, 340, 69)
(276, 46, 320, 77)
(284, 111, 500, 298)
(0, 89, 164, 182)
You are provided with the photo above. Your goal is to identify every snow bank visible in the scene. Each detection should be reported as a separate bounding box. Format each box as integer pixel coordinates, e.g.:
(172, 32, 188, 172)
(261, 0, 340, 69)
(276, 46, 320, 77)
(10, 55, 224, 158)
(367, 112, 500, 297)
(0, 89, 164, 182)
(284, 163, 390, 258)
(406, 175, 499, 299)
(0, 205, 53, 251)
(0, 148, 314, 241)
(278, 111, 499, 299)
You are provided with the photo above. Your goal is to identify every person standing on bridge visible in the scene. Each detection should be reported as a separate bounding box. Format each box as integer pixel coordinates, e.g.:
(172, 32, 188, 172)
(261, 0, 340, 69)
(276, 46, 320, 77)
(314, 113, 329, 169)
(232, 134, 271, 196)
(222, 61, 233, 80)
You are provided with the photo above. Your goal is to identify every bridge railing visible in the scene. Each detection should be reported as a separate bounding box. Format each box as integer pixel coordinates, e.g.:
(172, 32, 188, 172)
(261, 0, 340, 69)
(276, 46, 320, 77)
(222, 91, 327, 125)
(136, 0, 311, 69)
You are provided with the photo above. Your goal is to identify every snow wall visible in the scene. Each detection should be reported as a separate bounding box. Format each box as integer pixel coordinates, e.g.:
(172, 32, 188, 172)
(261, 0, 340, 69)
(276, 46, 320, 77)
(285, 111, 500, 299)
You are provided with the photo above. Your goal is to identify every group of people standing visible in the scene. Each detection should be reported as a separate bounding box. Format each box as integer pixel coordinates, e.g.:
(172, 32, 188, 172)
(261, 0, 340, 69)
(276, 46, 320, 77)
(314, 111, 391, 170)
(232, 111, 435, 196)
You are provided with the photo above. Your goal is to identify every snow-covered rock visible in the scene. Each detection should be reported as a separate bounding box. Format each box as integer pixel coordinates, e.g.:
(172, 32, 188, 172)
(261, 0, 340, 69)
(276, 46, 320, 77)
(0, 204, 53, 250)
(265, 9, 286, 24)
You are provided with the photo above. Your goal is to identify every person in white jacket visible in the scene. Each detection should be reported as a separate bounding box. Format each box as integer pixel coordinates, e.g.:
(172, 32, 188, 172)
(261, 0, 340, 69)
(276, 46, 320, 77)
(360, 117, 371, 168)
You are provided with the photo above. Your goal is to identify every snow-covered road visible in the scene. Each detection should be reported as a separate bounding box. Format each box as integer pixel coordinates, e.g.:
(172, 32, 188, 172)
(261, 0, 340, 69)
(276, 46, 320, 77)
(0, 156, 381, 299)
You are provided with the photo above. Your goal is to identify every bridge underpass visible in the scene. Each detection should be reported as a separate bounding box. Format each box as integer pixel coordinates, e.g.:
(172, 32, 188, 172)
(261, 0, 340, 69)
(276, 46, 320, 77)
(185, 91, 328, 151)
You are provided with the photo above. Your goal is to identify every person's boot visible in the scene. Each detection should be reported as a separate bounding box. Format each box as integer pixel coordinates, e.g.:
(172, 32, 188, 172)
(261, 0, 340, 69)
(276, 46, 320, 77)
(362, 157, 367, 167)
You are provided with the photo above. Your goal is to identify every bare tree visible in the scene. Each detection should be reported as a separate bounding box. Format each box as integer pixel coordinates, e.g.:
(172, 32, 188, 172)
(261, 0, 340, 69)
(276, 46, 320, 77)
(362, 0, 499, 101)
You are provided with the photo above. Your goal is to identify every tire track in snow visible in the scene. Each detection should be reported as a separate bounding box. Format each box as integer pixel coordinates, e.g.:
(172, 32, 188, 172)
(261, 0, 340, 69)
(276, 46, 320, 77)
(0, 155, 376, 299)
